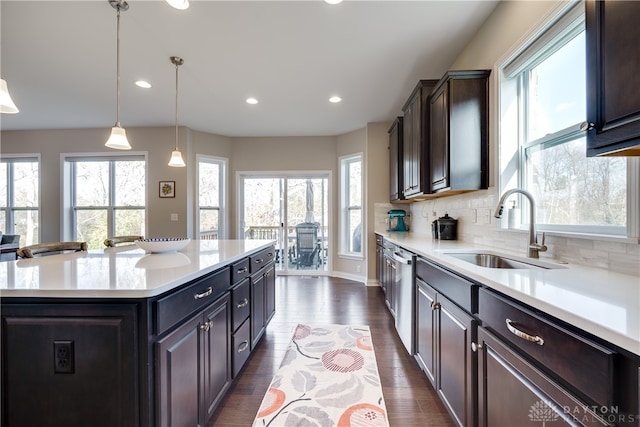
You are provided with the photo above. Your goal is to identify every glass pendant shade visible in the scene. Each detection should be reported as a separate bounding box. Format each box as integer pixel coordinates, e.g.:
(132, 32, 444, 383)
(168, 149, 186, 167)
(0, 78, 19, 114)
(166, 0, 189, 10)
(105, 125, 132, 150)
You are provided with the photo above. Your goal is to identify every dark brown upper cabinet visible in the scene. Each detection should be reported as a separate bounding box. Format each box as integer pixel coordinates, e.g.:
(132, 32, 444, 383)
(429, 70, 490, 195)
(388, 117, 404, 202)
(586, 0, 640, 156)
(402, 80, 438, 199)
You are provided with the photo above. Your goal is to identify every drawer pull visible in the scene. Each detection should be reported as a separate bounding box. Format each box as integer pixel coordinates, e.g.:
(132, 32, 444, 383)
(237, 341, 249, 352)
(194, 287, 213, 300)
(506, 318, 544, 346)
(237, 298, 249, 309)
(236, 267, 248, 274)
(255, 258, 264, 264)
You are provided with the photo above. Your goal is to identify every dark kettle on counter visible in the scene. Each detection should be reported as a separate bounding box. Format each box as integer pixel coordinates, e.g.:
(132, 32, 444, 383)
(436, 213, 457, 240)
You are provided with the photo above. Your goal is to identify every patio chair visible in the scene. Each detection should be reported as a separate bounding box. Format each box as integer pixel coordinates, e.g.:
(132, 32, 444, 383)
(17, 242, 88, 258)
(294, 222, 320, 269)
(104, 235, 143, 247)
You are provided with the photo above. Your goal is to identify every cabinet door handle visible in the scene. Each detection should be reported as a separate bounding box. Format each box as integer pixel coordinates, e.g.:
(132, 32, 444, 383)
(194, 287, 213, 300)
(237, 341, 249, 352)
(237, 267, 248, 274)
(237, 298, 249, 309)
(505, 318, 544, 346)
(430, 301, 441, 310)
(471, 342, 483, 352)
(200, 320, 213, 332)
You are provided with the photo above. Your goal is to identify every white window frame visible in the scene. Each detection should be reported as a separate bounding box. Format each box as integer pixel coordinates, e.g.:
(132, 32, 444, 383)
(196, 154, 227, 239)
(339, 153, 363, 258)
(62, 152, 148, 242)
(0, 154, 41, 244)
(497, 1, 639, 240)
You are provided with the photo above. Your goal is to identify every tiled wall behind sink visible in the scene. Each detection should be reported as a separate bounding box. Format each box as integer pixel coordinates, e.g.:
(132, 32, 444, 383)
(395, 192, 640, 277)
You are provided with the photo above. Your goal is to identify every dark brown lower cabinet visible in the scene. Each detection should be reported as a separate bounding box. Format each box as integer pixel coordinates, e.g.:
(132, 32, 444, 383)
(156, 293, 230, 427)
(477, 326, 611, 427)
(416, 278, 476, 427)
(1, 304, 138, 427)
(251, 264, 276, 349)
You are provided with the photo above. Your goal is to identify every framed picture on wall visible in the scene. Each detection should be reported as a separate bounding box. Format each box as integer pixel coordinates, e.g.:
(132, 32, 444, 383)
(159, 181, 175, 198)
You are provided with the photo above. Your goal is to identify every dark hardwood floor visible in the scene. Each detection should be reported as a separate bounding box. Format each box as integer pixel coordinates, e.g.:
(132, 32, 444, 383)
(208, 275, 455, 427)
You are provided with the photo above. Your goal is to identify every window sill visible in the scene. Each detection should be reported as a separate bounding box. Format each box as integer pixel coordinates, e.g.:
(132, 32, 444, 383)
(499, 227, 639, 245)
(338, 253, 364, 261)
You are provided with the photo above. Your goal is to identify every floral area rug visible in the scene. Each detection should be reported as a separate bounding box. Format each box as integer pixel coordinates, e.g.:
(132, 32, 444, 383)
(252, 323, 389, 427)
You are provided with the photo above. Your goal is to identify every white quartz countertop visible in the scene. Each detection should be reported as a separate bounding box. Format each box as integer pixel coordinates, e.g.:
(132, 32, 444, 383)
(0, 239, 275, 299)
(379, 232, 640, 357)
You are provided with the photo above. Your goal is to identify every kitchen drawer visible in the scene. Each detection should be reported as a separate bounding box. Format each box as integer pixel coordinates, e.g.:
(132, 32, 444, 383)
(155, 267, 230, 335)
(231, 278, 251, 332)
(250, 246, 275, 273)
(478, 287, 615, 407)
(231, 258, 250, 285)
(232, 318, 251, 378)
(416, 257, 478, 313)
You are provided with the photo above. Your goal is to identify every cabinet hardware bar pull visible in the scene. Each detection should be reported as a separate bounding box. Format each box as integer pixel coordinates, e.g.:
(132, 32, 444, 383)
(194, 287, 213, 300)
(237, 267, 248, 274)
(237, 298, 248, 309)
(237, 341, 249, 352)
(505, 318, 544, 346)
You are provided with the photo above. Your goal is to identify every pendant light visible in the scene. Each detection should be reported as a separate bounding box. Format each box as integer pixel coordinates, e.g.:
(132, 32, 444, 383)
(168, 56, 186, 167)
(105, 0, 131, 150)
(0, 78, 19, 114)
(166, 0, 189, 10)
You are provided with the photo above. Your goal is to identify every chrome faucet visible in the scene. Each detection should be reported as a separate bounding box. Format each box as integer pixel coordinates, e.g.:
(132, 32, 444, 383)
(494, 189, 547, 259)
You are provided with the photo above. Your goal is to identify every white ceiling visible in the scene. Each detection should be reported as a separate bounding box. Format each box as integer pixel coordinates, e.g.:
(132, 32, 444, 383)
(0, 0, 499, 137)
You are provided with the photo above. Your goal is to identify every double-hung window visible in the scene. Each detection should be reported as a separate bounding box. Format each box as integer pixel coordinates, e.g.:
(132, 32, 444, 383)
(340, 154, 362, 256)
(68, 156, 146, 248)
(0, 156, 40, 245)
(198, 155, 226, 239)
(500, 2, 628, 236)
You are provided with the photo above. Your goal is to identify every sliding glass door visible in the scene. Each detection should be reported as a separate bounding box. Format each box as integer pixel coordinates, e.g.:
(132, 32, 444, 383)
(239, 173, 329, 274)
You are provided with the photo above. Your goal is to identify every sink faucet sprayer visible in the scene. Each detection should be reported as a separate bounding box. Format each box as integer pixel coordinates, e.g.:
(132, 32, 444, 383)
(494, 189, 547, 259)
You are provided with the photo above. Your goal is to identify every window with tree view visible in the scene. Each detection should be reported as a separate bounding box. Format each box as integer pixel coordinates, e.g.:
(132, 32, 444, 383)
(502, 4, 626, 235)
(0, 157, 40, 246)
(340, 154, 362, 255)
(71, 157, 145, 248)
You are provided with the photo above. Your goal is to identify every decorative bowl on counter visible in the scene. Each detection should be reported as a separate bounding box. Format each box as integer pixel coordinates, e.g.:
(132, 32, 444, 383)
(134, 237, 191, 253)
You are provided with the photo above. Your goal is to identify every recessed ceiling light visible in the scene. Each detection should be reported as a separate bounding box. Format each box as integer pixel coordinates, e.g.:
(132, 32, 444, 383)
(324, 0, 343, 4)
(135, 80, 151, 89)
(329, 96, 342, 103)
(246, 97, 258, 105)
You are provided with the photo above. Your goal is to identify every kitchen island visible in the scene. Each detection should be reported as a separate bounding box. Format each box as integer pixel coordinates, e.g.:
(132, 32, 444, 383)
(0, 239, 276, 427)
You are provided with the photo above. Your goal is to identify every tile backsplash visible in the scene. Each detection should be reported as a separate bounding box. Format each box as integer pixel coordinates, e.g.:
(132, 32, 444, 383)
(374, 191, 639, 277)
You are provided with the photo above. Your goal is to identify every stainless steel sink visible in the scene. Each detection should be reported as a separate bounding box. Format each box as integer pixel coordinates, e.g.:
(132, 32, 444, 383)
(444, 252, 554, 270)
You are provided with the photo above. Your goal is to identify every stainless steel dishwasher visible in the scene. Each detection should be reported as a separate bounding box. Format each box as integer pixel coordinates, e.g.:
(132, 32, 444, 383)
(392, 245, 416, 355)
